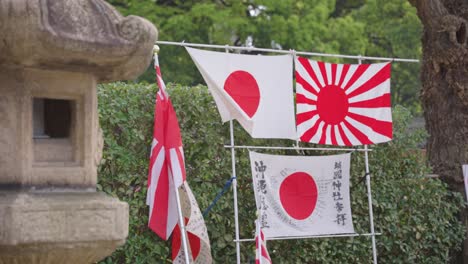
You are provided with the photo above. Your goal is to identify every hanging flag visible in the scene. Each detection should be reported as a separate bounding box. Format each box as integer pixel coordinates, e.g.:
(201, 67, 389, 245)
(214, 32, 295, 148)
(295, 57, 392, 146)
(186, 47, 296, 139)
(172, 182, 213, 264)
(250, 151, 354, 238)
(255, 219, 272, 264)
(463, 165, 468, 202)
(146, 53, 186, 241)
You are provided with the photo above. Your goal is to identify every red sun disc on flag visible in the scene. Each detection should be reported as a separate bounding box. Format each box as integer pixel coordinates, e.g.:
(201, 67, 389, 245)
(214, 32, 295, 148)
(172, 219, 201, 261)
(279, 172, 318, 220)
(224, 70, 260, 118)
(316, 85, 349, 124)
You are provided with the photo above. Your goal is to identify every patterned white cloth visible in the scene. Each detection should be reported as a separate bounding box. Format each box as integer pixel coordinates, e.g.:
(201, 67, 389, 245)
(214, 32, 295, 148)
(250, 151, 354, 238)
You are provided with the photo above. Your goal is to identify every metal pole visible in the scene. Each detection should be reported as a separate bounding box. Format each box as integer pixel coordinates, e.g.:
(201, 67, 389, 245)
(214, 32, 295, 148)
(225, 44, 241, 264)
(224, 145, 371, 152)
(235, 232, 383, 242)
(290, 49, 301, 150)
(358, 55, 378, 264)
(365, 144, 378, 263)
(156, 40, 420, 63)
(173, 179, 191, 263)
(230, 120, 241, 264)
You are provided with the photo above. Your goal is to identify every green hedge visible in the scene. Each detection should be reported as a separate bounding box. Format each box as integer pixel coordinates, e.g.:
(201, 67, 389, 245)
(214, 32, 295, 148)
(97, 82, 465, 264)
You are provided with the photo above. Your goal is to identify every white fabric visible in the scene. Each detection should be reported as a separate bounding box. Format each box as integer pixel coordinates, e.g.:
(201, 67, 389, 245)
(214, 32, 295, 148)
(249, 151, 355, 238)
(186, 47, 296, 139)
(173, 182, 213, 264)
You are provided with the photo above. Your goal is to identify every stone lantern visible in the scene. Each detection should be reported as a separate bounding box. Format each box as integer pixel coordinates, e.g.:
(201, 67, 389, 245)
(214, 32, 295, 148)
(0, 1, 157, 263)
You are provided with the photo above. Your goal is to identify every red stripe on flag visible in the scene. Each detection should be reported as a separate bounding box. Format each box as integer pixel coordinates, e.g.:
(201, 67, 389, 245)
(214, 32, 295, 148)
(347, 64, 391, 98)
(343, 121, 373, 145)
(318, 61, 328, 85)
(296, 72, 319, 96)
(331, 63, 337, 85)
(296, 93, 317, 105)
(347, 112, 393, 138)
(148, 142, 163, 187)
(349, 93, 391, 108)
(343, 64, 371, 91)
(298, 57, 325, 89)
(338, 124, 352, 146)
(175, 148, 187, 182)
(149, 160, 170, 240)
(300, 118, 322, 142)
(318, 124, 328, 144)
(255, 230, 272, 264)
(337, 64, 350, 88)
(330, 125, 338, 145)
(296, 110, 318, 126)
(261, 247, 271, 262)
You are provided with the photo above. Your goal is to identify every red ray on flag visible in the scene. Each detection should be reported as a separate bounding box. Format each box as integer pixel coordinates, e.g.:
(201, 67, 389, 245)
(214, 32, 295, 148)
(146, 54, 186, 241)
(295, 57, 393, 146)
(256, 220, 272, 264)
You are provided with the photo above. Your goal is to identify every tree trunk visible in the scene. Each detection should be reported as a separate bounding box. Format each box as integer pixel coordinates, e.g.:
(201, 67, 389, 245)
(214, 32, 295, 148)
(409, 0, 468, 262)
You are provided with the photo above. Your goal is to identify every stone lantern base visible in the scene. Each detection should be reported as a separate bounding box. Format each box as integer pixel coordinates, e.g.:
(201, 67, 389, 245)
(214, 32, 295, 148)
(0, 191, 128, 264)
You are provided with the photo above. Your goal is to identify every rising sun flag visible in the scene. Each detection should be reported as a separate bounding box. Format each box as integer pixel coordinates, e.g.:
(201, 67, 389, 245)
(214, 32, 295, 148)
(295, 57, 393, 146)
(146, 51, 186, 241)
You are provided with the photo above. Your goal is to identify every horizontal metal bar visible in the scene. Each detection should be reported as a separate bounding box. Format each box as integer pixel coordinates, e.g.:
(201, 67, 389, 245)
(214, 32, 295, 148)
(223, 145, 372, 152)
(234, 233, 382, 242)
(157, 40, 291, 54)
(156, 40, 419, 63)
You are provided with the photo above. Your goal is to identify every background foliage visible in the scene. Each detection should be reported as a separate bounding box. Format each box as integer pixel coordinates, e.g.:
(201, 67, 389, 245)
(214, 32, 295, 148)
(106, 0, 422, 113)
(97, 82, 465, 263)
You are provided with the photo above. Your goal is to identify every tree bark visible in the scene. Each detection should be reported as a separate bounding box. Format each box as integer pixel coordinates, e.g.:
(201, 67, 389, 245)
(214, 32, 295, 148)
(409, 0, 468, 262)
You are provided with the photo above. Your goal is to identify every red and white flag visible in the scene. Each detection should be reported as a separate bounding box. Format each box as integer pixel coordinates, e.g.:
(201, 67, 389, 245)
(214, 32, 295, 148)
(172, 182, 213, 264)
(250, 151, 354, 238)
(186, 47, 296, 139)
(255, 219, 272, 264)
(295, 57, 392, 146)
(146, 55, 186, 240)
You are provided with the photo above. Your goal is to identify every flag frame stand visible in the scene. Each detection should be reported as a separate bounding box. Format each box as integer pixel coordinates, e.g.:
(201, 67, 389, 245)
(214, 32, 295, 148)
(223, 52, 385, 264)
(225, 126, 380, 264)
(155, 40, 419, 264)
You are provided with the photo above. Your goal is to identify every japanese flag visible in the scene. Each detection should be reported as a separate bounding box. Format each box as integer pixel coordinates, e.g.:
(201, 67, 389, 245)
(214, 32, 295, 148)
(186, 47, 296, 139)
(250, 151, 354, 238)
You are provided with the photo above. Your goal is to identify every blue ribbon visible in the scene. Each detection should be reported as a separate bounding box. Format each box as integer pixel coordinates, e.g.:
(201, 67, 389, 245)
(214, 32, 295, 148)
(202, 176, 237, 217)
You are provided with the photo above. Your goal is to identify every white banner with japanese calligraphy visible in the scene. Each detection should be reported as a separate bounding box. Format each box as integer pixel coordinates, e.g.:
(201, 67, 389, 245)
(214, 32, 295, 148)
(249, 151, 354, 238)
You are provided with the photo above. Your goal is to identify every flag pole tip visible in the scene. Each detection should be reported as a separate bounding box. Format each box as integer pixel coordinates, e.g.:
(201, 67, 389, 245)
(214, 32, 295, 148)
(153, 45, 160, 55)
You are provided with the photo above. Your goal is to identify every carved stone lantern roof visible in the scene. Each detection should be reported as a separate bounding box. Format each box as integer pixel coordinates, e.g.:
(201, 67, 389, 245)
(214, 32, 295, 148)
(0, 0, 157, 82)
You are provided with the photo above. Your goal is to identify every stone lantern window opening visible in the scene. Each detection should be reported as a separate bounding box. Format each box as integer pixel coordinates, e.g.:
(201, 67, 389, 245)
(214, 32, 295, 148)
(32, 97, 77, 163)
(33, 98, 72, 138)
